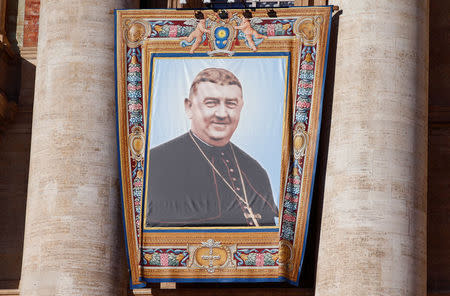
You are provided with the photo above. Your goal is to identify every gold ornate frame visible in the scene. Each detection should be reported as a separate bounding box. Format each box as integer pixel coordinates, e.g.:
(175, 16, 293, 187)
(115, 7, 332, 288)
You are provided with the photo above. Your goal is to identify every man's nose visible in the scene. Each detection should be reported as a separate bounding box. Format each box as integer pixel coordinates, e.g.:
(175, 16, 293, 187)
(214, 103, 228, 118)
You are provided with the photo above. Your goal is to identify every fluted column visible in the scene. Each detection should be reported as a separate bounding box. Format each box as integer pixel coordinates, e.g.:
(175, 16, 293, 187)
(315, 1, 428, 295)
(20, 1, 138, 295)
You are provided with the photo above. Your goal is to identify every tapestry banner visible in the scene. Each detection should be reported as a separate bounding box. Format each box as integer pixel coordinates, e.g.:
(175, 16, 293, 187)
(115, 6, 332, 288)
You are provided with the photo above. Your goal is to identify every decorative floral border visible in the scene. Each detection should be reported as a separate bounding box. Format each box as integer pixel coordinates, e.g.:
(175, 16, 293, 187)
(234, 248, 279, 267)
(117, 7, 332, 285)
(126, 46, 144, 243)
(146, 18, 296, 39)
(141, 248, 189, 267)
(280, 45, 316, 243)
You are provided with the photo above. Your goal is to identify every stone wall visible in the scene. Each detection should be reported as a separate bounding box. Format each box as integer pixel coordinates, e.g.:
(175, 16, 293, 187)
(0, 0, 449, 294)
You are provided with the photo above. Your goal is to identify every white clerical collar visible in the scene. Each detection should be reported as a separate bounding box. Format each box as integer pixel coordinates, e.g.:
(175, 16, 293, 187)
(190, 131, 213, 147)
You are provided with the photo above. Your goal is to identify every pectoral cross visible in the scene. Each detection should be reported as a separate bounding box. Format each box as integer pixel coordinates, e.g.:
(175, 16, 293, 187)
(244, 206, 261, 227)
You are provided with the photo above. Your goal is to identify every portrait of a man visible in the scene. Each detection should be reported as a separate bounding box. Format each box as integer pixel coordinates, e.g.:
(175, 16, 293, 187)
(145, 68, 279, 227)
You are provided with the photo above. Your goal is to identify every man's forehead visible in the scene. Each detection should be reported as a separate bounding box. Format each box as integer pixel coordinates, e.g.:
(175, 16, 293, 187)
(195, 82, 243, 98)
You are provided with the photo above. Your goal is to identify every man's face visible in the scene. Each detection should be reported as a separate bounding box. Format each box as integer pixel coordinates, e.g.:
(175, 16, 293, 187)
(185, 81, 243, 147)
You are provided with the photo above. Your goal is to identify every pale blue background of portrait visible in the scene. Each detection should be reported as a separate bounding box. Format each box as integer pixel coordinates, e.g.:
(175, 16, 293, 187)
(148, 56, 288, 208)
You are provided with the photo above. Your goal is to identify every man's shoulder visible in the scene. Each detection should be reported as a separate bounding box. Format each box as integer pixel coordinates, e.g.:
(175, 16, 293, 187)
(149, 133, 191, 157)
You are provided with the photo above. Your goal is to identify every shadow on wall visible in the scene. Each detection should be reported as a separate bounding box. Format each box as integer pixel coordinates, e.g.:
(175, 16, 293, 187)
(428, 0, 450, 292)
(303, 8, 341, 290)
(0, 58, 35, 290)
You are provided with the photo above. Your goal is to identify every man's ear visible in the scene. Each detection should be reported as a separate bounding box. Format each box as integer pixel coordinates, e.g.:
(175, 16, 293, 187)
(184, 98, 193, 119)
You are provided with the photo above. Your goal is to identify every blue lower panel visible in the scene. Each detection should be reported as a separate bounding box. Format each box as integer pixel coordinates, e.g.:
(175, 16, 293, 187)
(140, 276, 288, 283)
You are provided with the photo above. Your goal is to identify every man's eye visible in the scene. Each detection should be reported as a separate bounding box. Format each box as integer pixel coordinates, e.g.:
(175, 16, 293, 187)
(226, 101, 238, 108)
(204, 100, 217, 107)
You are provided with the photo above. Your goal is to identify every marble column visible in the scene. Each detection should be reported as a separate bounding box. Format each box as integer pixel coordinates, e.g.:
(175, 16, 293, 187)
(315, 1, 428, 295)
(19, 0, 138, 295)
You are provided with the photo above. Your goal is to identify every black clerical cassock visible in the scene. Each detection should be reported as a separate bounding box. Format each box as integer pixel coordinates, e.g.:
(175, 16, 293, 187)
(145, 132, 279, 227)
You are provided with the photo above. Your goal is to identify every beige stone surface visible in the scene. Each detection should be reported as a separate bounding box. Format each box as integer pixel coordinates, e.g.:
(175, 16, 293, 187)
(315, 0, 428, 295)
(19, 0, 138, 295)
(15, 0, 25, 49)
(0, 290, 19, 296)
(132, 288, 152, 295)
